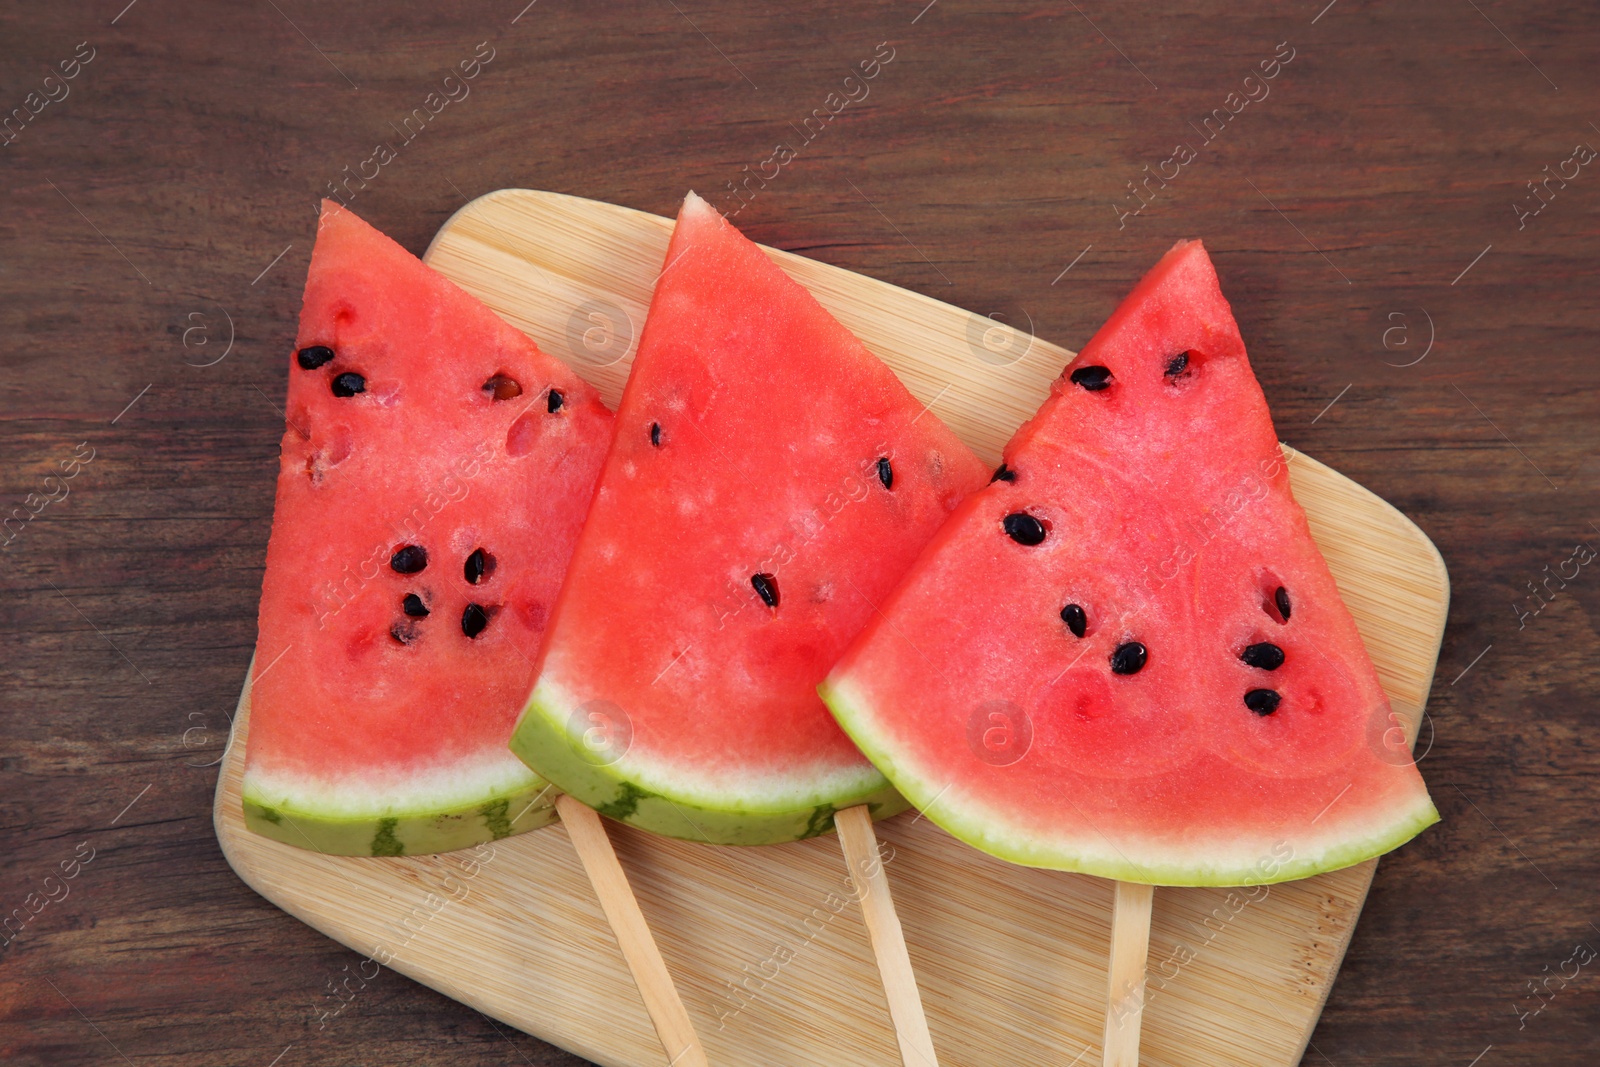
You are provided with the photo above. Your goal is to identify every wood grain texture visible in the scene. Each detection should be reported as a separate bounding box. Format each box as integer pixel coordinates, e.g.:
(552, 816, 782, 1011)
(2, 2, 1596, 1065)
(210, 187, 1448, 1067)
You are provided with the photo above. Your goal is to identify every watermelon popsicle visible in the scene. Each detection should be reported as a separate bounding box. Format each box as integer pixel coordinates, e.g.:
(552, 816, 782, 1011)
(821, 240, 1439, 1065)
(509, 192, 990, 1065)
(243, 202, 711, 1067)
(243, 201, 613, 856)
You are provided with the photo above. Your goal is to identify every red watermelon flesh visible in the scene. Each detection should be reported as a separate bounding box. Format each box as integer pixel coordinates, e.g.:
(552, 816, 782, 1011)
(509, 192, 990, 844)
(822, 240, 1438, 885)
(243, 201, 613, 856)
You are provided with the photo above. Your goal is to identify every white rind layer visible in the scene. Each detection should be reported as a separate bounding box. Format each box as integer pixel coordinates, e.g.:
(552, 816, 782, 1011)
(529, 671, 891, 812)
(242, 750, 541, 821)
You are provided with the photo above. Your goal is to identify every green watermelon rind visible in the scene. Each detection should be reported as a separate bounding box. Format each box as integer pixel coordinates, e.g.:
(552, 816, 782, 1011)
(239, 656, 559, 857)
(511, 678, 908, 845)
(820, 676, 1440, 887)
(239, 777, 557, 857)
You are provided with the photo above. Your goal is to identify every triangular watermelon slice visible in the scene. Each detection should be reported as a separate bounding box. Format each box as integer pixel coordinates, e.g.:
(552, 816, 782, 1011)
(822, 240, 1438, 885)
(243, 202, 613, 856)
(509, 193, 990, 844)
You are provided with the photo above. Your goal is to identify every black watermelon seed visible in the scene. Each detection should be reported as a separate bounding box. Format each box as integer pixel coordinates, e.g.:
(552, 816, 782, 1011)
(461, 603, 489, 638)
(331, 372, 366, 397)
(751, 572, 779, 609)
(390, 545, 427, 574)
(877, 457, 893, 490)
(1245, 688, 1282, 715)
(1165, 352, 1189, 377)
(547, 388, 564, 413)
(390, 621, 418, 645)
(483, 374, 522, 401)
(1070, 365, 1113, 392)
(297, 345, 335, 370)
(649, 421, 662, 446)
(402, 593, 429, 618)
(1061, 603, 1087, 638)
(464, 548, 489, 585)
(1003, 512, 1047, 546)
(1274, 586, 1292, 621)
(1111, 642, 1148, 675)
(1241, 642, 1285, 670)
(991, 463, 1016, 483)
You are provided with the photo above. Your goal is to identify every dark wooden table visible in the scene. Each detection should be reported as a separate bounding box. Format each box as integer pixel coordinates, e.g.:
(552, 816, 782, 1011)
(3, 2, 1596, 1064)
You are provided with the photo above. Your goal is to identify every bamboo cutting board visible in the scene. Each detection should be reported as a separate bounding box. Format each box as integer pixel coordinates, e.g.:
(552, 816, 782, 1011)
(214, 189, 1449, 1067)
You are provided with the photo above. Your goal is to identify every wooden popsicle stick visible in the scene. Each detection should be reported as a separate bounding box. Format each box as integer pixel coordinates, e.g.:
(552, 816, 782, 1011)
(834, 804, 940, 1067)
(555, 794, 710, 1067)
(1101, 880, 1156, 1067)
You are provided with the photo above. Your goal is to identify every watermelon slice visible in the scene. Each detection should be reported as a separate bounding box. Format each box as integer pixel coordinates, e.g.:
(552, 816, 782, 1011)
(243, 201, 613, 856)
(821, 240, 1439, 885)
(509, 193, 989, 845)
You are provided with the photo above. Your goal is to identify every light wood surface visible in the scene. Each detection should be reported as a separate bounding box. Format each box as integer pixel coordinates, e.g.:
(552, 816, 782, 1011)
(1102, 882, 1157, 1067)
(834, 805, 940, 1067)
(555, 795, 710, 1067)
(213, 189, 1450, 1067)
